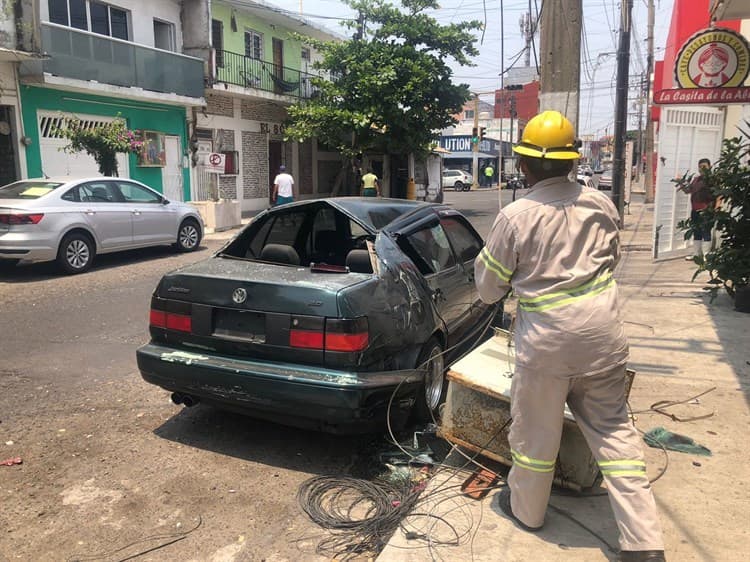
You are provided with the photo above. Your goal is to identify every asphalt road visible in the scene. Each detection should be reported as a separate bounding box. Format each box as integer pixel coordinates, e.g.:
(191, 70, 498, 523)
(0, 192, 515, 562)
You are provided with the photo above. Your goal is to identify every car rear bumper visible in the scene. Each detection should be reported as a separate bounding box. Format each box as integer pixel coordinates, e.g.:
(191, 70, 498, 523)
(0, 232, 57, 263)
(136, 342, 421, 434)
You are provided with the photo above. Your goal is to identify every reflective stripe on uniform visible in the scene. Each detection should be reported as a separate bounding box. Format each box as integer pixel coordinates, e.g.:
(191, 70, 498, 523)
(479, 247, 513, 283)
(511, 449, 555, 473)
(518, 271, 615, 312)
(598, 459, 647, 478)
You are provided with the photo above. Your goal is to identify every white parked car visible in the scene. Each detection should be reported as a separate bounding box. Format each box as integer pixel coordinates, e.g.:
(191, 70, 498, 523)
(0, 177, 204, 274)
(442, 169, 473, 191)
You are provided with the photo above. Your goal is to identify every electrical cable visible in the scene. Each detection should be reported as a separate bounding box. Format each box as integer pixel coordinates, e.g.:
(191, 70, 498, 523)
(67, 516, 202, 562)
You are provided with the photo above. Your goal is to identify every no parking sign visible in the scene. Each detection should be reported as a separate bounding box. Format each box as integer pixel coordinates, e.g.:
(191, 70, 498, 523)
(205, 152, 226, 173)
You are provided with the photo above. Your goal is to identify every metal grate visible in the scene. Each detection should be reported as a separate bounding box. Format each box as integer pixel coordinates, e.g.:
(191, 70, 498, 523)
(38, 115, 113, 139)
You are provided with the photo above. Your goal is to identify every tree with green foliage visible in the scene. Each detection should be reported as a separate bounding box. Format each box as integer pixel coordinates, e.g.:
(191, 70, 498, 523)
(285, 0, 481, 189)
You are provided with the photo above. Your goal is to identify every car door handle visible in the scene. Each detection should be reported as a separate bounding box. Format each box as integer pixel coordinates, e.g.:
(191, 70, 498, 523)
(132, 210, 141, 216)
(85, 209, 96, 216)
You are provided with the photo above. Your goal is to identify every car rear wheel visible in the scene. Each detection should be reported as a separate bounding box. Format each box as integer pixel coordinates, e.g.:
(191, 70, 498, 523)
(57, 232, 94, 274)
(413, 338, 447, 422)
(175, 218, 201, 252)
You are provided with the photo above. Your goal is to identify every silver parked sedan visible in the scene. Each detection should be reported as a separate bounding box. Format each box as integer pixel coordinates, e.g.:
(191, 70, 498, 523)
(0, 177, 204, 274)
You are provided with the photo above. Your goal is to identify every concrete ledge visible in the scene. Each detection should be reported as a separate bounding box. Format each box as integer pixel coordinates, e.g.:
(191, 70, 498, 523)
(190, 200, 242, 234)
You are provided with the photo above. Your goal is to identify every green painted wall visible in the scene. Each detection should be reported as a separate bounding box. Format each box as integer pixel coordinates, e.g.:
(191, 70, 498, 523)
(20, 85, 191, 200)
(212, 2, 304, 71)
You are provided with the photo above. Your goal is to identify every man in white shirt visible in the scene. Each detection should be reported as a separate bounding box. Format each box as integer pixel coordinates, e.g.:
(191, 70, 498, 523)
(272, 165, 295, 205)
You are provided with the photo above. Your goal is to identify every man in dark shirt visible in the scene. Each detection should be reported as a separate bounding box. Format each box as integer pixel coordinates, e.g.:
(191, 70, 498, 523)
(678, 158, 714, 259)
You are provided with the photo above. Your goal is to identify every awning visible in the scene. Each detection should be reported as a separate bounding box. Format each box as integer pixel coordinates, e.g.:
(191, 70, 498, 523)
(442, 151, 498, 159)
(0, 48, 41, 62)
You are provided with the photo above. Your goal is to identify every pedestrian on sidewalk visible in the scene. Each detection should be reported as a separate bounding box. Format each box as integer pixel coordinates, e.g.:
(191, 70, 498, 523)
(360, 168, 381, 197)
(678, 158, 715, 260)
(272, 165, 294, 206)
(484, 163, 495, 188)
(474, 110, 665, 562)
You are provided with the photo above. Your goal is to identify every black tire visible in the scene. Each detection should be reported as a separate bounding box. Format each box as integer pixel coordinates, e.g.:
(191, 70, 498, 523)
(413, 338, 447, 423)
(57, 232, 94, 274)
(175, 218, 201, 252)
(454, 181, 464, 191)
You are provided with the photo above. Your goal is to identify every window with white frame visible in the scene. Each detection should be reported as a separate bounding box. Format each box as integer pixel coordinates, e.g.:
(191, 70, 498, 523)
(244, 29, 263, 60)
(464, 109, 474, 120)
(301, 47, 310, 62)
(48, 0, 129, 40)
(153, 19, 175, 51)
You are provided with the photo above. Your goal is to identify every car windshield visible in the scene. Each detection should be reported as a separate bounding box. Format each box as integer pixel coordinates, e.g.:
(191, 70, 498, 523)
(0, 181, 64, 199)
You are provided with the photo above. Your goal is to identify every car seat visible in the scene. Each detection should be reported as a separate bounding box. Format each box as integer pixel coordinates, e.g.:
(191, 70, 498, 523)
(260, 244, 301, 265)
(346, 249, 373, 273)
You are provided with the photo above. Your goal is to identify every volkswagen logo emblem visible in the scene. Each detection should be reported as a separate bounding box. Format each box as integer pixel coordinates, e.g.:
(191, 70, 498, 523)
(232, 288, 247, 304)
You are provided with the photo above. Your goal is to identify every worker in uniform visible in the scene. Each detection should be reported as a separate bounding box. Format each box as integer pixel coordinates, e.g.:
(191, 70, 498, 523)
(475, 110, 665, 562)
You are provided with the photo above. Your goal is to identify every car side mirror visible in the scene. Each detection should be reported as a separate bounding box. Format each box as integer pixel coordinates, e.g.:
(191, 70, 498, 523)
(162, 198, 170, 205)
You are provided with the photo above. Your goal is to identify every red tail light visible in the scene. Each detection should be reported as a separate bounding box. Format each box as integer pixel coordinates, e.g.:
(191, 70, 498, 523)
(325, 331, 369, 352)
(0, 213, 44, 225)
(290, 329, 325, 349)
(289, 317, 369, 352)
(149, 309, 191, 333)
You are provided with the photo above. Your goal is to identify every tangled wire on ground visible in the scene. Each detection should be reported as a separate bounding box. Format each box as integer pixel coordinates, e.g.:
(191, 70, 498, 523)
(297, 475, 425, 559)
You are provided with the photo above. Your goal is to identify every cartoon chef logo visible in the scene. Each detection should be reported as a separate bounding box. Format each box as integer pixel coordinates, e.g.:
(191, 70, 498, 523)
(676, 28, 750, 89)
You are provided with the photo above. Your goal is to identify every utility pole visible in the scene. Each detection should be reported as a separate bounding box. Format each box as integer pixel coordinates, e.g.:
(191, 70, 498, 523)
(472, 95, 480, 189)
(520, 11, 532, 68)
(644, 0, 655, 203)
(612, 0, 633, 222)
(539, 0, 582, 130)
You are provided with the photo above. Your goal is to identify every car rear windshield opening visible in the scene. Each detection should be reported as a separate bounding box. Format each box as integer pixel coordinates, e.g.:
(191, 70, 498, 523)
(0, 181, 64, 199)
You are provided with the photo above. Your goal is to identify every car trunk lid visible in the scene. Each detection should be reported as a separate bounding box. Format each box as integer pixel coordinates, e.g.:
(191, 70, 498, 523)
(150, 256, 373, 365)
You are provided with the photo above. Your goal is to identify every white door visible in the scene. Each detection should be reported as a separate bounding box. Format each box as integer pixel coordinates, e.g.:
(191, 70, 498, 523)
(38, 112, 129, 178)
(162, 135, 183, 202)
(653, 106, 723, 260)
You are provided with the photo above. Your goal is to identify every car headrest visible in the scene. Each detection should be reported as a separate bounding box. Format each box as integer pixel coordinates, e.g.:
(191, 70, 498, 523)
(260, 244, 300, 265)
(346, 249, 373, 274)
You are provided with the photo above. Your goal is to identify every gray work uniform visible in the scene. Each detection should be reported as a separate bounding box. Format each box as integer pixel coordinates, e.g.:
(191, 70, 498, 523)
(475, 176, 664, 551)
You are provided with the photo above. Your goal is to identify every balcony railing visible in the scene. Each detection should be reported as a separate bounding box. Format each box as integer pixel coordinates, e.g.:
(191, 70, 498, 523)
(27, 22, 205, 99)
(214, 50, 318, 99)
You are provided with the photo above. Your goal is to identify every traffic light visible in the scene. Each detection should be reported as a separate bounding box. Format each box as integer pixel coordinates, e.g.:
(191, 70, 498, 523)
(471, 126, 479, 144)
(479, 126, 486, 141)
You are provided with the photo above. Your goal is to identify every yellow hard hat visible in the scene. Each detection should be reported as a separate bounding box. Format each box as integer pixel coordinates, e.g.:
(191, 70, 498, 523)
(513, 110, 580, 160)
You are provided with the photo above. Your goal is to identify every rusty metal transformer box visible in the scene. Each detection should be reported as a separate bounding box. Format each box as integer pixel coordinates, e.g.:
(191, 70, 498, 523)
(439, 331, 634, 492)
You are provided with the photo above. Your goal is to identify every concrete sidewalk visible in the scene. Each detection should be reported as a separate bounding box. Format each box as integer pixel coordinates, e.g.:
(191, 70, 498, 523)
(379, 196, 750, 561)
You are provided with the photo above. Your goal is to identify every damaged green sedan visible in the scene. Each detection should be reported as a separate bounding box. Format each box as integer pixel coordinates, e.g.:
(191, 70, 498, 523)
(136, 198, 498, 433)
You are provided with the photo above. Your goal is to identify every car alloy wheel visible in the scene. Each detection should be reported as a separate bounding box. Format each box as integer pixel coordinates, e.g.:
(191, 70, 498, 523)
(423, 344, 446, 411)
(176, 219, 200, 252)
(57, 232, 94, 274)
(413, 338, 447, 422)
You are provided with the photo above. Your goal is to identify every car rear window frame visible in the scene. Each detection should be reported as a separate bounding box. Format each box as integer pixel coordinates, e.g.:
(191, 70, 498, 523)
(0, 181, 64, 199)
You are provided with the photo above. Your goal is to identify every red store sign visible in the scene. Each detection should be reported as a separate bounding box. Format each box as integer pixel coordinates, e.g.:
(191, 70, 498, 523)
(654, 86, 750, 104)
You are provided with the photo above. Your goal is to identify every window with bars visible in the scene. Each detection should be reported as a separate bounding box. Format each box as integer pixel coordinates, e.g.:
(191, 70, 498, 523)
(212, 19, 224, 67)
(244, 29, 262, 60)
(48, 0, 129, 40)
(38, 115, 114, 139)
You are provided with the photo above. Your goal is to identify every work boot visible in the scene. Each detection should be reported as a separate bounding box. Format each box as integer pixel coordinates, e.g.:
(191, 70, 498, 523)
(619, 550, 666, 562)
(494, 488, 543, 532)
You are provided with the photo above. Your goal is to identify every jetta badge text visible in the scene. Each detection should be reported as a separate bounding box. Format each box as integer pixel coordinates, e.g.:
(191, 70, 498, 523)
(232, 288, 248, 304)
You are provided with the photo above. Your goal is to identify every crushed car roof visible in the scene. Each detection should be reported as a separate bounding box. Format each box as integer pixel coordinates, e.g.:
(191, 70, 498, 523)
(327, 197, 438, 231)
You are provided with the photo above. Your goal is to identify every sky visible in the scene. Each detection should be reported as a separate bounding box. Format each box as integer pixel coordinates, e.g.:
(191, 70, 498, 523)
(262, 0, 675, 137)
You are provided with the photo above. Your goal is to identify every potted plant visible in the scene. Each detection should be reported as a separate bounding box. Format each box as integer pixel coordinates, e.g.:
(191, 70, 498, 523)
(678, 125, 750, 311)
